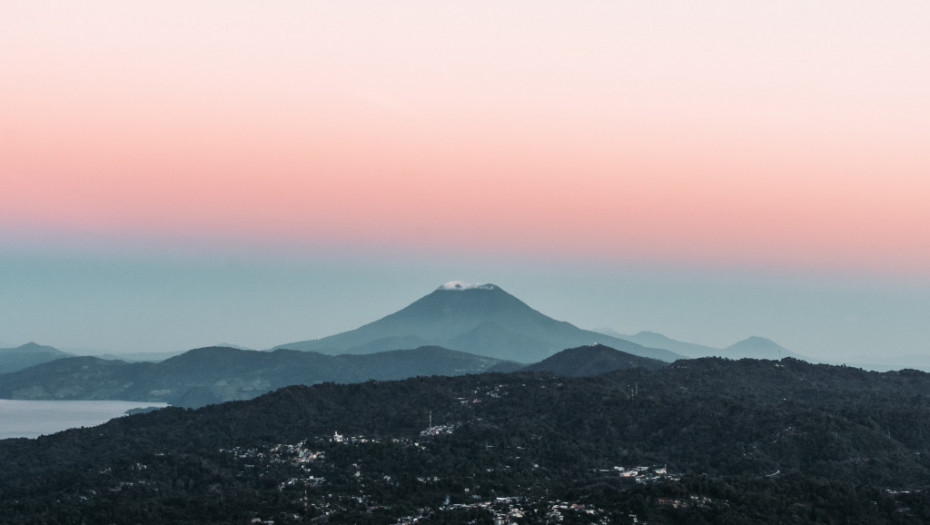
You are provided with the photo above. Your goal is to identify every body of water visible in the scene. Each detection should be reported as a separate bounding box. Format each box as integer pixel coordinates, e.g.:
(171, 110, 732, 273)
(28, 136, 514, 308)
(0, 399, 169, 439)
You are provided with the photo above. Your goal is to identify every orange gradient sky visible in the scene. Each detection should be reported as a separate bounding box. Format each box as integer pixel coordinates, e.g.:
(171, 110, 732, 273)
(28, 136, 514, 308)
(2, 2, 930, 359)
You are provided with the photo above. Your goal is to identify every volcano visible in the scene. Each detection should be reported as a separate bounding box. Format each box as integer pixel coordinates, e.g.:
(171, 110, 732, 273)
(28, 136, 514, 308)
(274, 282, 682, 363)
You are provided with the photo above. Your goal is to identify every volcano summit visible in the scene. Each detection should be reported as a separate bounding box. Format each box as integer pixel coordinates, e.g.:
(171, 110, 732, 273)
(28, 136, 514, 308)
(274, 282, 681, 363)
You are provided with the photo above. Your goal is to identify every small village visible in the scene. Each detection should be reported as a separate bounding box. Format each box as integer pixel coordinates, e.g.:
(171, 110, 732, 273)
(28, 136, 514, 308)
(217, 425, 685, 525)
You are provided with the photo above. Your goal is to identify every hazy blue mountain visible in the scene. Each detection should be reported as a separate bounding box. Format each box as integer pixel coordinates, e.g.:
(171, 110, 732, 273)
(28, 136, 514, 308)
(0, 343, 71, 374)
(521, 344, 667, 376)
(601, 329, 805, 361)
(720, 336, 800, 360)
(94, 351, 186, 363)
(0, 356, 154, 400)
(274, 282, 682, 363)
(604, 330, 719, 359)
(0, 345, 514, 408)
(97, 343, 255, 361)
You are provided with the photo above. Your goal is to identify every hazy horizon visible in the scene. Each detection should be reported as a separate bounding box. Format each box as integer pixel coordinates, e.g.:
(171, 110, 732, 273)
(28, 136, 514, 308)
(3, 251, 928, 365)
(3, 2, 929, 365)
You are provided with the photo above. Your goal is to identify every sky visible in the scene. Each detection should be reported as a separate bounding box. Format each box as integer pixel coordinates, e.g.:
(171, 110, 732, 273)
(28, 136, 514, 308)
(2, 1, 929, 364)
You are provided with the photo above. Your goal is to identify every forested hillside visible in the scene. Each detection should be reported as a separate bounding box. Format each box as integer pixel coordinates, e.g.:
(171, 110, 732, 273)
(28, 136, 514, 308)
(3, 358, 930, 523)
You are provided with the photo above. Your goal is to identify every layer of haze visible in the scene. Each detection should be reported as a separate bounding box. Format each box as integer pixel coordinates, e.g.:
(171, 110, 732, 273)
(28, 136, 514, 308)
(2, 2, 929, 364)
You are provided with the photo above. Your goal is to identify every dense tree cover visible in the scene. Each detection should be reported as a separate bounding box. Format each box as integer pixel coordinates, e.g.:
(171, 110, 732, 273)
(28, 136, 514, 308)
(520, 344, 666, 376)
(3, 358, 930, 523)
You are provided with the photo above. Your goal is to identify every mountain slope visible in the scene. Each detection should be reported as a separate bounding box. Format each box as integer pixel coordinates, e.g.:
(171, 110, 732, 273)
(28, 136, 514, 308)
(521, 344, 667, 376)
(0, 346, 513, 407)
(0, 343, 72, 374)
(275, 283, 682, 363)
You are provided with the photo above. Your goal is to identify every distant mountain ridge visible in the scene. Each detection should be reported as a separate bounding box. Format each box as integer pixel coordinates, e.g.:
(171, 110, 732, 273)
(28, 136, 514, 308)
(603, 330, 804, 360)
(0, 343, 71, 374)
(0, 345, 514, 407)
(274, 283, 682, 363)
(0, 342, 667, 408)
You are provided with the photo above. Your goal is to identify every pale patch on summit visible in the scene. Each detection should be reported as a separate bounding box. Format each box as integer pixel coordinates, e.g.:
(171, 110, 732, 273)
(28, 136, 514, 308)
(438, 281, 496, 291)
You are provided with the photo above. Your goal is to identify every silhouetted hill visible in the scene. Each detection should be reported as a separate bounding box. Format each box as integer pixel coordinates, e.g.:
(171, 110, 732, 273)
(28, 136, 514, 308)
(0, 342, 71, 374)
(275, 282, 682, 363)
(4, 358, 930, 523)
(521, 344, 666, 376)
(0, 345, 513, 407)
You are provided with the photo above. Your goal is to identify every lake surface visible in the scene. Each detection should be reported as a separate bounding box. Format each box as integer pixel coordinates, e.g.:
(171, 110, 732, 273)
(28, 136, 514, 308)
(0, 399, 169, 439)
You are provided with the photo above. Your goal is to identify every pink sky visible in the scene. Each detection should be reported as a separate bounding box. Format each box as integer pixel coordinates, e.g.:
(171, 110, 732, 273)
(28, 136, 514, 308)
(4, 1, 930, 276)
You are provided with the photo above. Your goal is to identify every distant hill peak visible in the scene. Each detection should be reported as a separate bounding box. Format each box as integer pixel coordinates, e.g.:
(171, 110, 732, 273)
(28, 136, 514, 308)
(723, 336, 798, 360)
(521, 343, 667, 377)
(0, 342, 70, 374)
(13, 342, 63, 353)
(629, 331, 676, 342)
(19, 342, 47, 349)
(437, 281, 498, 291)
(728, 336, 783, 349)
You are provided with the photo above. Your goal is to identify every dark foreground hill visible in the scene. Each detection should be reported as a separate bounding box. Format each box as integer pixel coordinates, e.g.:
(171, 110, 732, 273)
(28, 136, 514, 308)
(0, 346, 511, 407)
(274, 282, 682, 363)
(521, 343, 666, 376)
(4, 358, 930, 524)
